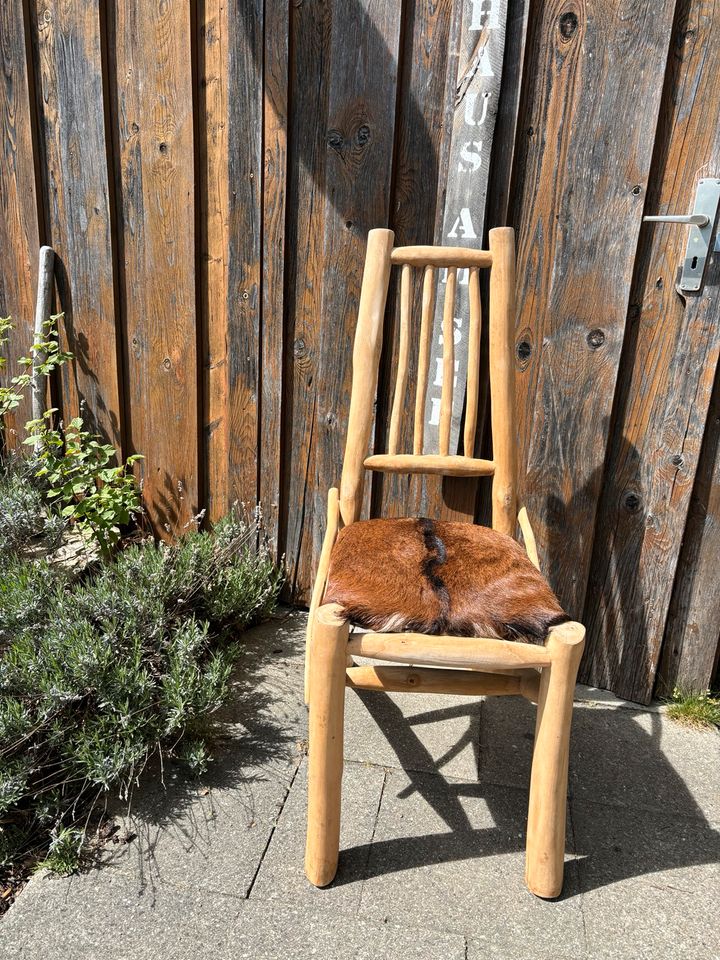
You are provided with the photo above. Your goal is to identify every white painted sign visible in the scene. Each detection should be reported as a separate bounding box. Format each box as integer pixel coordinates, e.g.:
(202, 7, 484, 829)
(422, 0, 508, 453)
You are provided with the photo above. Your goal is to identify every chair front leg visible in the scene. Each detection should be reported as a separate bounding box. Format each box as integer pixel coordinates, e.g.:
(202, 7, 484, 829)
(525, 620, 585, 898)
(305, 488, 341, 705)
(305, 603, 348, 887)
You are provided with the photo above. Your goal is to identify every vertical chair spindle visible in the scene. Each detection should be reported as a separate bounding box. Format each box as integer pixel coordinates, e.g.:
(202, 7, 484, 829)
(439, 266, 457, 457)
(464, 267, 482, 457)
(389, 264, 412, 455)
(414, 265, 436, 455)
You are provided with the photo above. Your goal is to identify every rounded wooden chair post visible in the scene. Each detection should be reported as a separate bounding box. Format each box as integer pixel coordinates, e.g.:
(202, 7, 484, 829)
(525, 620, 585, 899)
(304, 488, 340, 705)
(305, 603, 349, 888)
(488, 227, 517, 537)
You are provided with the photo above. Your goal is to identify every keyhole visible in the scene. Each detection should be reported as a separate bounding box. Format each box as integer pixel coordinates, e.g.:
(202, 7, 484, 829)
(691, 255, 698, 269)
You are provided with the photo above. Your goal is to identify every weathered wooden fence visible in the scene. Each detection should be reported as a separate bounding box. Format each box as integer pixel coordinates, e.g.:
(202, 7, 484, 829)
(2, 0, 719, 703)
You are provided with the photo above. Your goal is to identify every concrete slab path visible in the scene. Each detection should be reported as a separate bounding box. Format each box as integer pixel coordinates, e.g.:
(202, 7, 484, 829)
(1, 609, 718, 959)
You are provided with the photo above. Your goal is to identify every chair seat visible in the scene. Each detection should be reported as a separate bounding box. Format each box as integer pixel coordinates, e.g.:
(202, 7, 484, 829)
(323, 517, 567, 643)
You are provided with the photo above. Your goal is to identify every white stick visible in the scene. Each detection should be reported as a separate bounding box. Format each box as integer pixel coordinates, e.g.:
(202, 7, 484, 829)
(31, 246, 55, 448)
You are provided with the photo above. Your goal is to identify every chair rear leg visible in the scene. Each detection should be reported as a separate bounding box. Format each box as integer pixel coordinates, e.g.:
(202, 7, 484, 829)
(525, 621, 585, 899)
(305, 604, 349, 887)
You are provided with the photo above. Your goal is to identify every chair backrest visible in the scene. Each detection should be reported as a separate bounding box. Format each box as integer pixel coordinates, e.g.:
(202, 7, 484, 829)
(339, 227, 517, 538)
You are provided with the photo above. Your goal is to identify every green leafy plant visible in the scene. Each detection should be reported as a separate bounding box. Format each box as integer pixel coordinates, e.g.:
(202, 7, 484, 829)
(0, 315, 72, 418)
(1, 314, 142, 555)
(25, 413, 143, 557)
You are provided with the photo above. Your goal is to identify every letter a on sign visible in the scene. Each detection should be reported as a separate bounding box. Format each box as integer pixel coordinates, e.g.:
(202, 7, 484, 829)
(447, 208, 477, 240)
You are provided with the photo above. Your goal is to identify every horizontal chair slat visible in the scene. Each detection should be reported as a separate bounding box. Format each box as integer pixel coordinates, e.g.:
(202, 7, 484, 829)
(364, 453, 496, 477)
(346, 632, 553, 671)
(390, 246, 493, 268)
(345, 664, 539, 701)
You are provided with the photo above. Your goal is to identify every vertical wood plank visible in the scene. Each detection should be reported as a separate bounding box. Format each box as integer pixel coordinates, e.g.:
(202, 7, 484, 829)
(486, 0, 531, 230)
(33, 0, 121, 449)
(112, 0, 197, 533)
(285, 0, 403, 601)
(282, 0, 332, 595)
(201, 0, 264, 523)
(375, 0, 457, 520)
(260, 0, 289, 549)
(583, 0, 720, 702)
(226, 0, 263, 513)
(474, 0, 531, 526)
(198, 0, 230, 521)
(658, 369, 720, 696)
(511, 0, 677, 620)
(0, 0, 40, 444)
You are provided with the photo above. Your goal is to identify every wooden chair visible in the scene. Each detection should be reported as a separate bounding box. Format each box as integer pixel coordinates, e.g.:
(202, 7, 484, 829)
(304, 227, 585, 899)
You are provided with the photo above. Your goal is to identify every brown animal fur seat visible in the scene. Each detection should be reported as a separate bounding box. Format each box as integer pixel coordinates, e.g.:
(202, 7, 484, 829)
(323, 518, 567, 644)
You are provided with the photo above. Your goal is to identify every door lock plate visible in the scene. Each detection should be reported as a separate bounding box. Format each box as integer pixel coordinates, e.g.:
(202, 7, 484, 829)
(679, 178, 720, 292)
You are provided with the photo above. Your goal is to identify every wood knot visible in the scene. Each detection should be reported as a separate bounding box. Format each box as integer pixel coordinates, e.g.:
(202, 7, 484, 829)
(327, 129, 345, 154)
(356, 124, 371, 146)
(623, 492, 642, 513)
(586, 329, 605, 350)
(671, 454, 684, 468)
(516, 335, 532, 369)
(558, 11, 578, 39)
(293, 337, 307, 359)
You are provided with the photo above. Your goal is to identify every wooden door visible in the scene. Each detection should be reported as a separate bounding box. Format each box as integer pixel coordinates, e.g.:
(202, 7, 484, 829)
(581, 0, 720, 702)
(512, 0, 720, 703)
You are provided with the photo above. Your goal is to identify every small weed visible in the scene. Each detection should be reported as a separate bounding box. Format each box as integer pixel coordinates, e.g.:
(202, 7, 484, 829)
(36, 828, 84, 876)
(666, 687, 720, 729)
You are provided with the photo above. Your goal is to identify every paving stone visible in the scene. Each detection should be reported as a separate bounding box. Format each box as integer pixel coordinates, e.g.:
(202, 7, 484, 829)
(233, 607, 307, 671)
(477, 695, 537, 790)
(359, 769, 585, 955)
(344, 684, 482, 781)
(572, 797, 720, 895)
(231, 898, 468, 959)
(580, 882, 718, 960)
(106, 753, 300, 899)
(570, 705, 720, 821)
(92, 643, 308, 901)
(572, 798, 720, 958)
(0, 872, 467, 960)
(478, 695, 720, 825)
(250, 757, 385, 910)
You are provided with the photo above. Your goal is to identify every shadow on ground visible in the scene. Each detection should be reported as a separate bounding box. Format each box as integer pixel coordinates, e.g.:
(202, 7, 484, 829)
(332, 691, 720, 899)
(91, 611, 306, 886)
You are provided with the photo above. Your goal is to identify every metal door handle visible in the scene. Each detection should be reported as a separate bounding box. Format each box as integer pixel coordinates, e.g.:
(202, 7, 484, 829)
(643, 213, 710, 227)
(641, 179, 720, 292)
